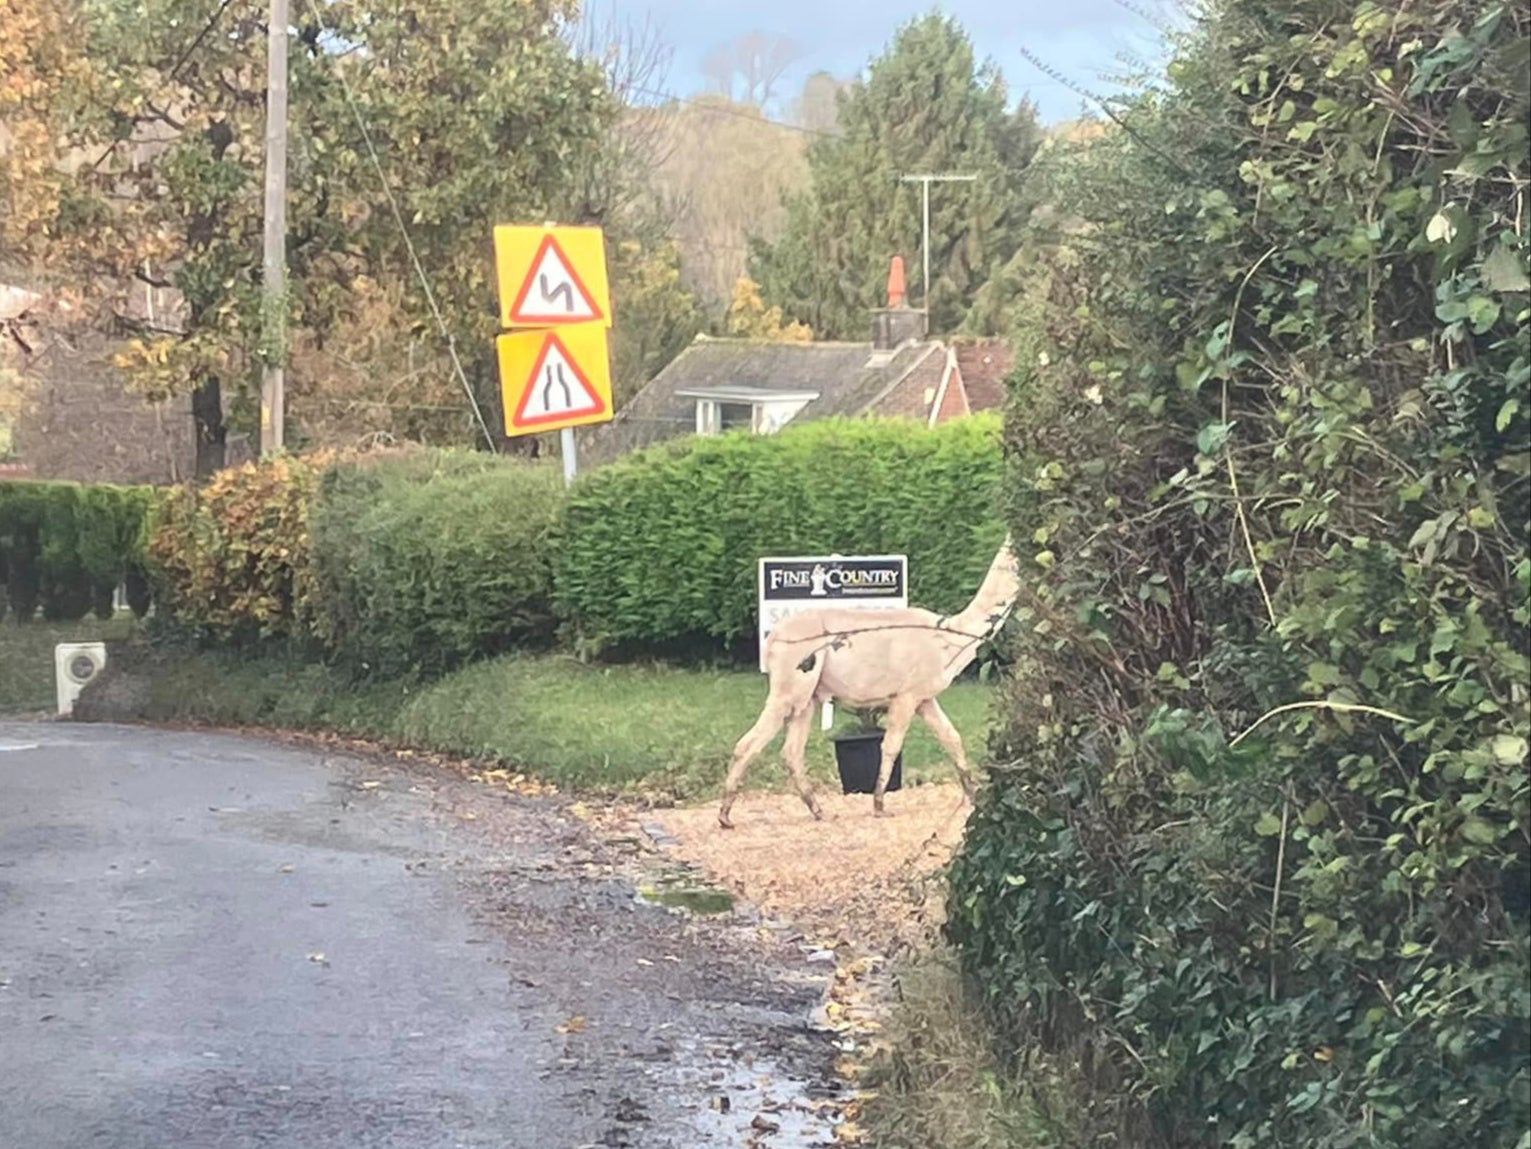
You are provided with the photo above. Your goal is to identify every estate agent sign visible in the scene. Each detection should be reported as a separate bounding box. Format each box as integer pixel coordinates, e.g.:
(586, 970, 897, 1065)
(756, 554, 908, 673)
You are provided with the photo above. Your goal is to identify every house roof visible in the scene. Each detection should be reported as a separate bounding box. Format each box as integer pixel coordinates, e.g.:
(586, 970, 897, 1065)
(952, 339, 1014, 412)
(581, 336, 941, 463)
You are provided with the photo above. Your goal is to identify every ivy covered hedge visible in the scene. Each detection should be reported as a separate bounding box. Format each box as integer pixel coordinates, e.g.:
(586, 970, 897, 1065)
(556, 416, 1006, 656)
(0, 480, 158, 622)
(948, 3, 1529, 1147)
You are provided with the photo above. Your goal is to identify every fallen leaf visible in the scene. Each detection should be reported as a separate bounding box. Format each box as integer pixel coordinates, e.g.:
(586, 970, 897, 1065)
(278, 864, 295, 874)
(359, 781, 382, 790)
(751, 1114, 781, 1133)
(555, 1015, 587, 1035)
(307, 952, 328, 965)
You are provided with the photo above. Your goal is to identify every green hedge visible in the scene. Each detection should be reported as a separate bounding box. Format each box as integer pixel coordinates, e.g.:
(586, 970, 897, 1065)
(0, 480, 157, 622)
(556, 416, 1007, 657)
(147, 449, 564, 676)
(948, 3, 1529, 1147)
(308, 451, 563, 677)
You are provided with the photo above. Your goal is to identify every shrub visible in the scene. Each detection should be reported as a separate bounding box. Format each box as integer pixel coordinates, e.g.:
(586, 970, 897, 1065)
(556, 415, 1007, 657)
(146, 455, 328, 643)
(308, 450, 563, 677)
(948, 3, 1530, 1147)
(0, 480, 158, 622)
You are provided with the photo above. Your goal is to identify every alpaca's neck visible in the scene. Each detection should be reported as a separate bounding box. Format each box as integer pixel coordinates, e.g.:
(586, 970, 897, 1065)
(950, 539, 1020, 637)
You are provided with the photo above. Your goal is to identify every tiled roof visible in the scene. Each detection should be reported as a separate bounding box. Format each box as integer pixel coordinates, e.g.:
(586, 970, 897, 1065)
(580, 336, 941, 464)
(952, 339, 1014, 412)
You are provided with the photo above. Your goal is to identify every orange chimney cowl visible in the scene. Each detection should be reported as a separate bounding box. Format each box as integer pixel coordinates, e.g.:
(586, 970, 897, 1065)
(887, 256, 907, 309)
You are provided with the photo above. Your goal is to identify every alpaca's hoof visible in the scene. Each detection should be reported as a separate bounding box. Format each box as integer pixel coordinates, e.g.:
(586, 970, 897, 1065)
(718, 809, 735, 830)
(809, 804, 824, 822)
(874, 805, 893, 818)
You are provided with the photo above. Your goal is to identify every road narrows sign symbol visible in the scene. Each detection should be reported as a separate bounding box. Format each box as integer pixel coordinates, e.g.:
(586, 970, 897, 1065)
(512, 332, 607, 428)
(509, 234, 604, 325)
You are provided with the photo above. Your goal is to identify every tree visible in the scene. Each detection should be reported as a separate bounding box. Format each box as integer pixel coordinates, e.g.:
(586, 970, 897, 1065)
(14, 0, 620, 470)
(750, 14, 1041, 339)
(790, 70, 848, 135)
(723, 275, 810, 341)
(648, 96, 809, 312)
(702, 31, 799, 112)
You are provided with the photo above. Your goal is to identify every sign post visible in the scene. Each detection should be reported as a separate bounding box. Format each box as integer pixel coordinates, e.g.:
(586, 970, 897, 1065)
(757, 554, 909, 727)
(491, 223, 615, 483)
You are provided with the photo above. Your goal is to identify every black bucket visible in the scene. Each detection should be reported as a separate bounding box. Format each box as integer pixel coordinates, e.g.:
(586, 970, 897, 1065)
(832, 730, 903, 795)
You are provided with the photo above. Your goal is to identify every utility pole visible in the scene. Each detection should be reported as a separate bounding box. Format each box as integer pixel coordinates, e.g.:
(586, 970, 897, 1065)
(899, 173, 976, 315)
(260, 0, 290, 455)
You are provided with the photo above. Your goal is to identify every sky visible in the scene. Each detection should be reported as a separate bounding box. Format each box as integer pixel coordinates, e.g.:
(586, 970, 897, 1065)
(592, 0, 1181, 126)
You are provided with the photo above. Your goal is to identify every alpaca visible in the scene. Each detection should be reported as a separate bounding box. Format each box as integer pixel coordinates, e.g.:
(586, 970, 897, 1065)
(718, 537, 1020, 828)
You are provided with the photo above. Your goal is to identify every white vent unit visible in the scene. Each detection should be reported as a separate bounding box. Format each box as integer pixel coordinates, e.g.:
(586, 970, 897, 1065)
(55, 642, 107, 717)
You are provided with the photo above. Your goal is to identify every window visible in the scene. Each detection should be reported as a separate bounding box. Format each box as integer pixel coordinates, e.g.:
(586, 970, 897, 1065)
(718, 402, 754, 432)
(697, 399, 759, 435)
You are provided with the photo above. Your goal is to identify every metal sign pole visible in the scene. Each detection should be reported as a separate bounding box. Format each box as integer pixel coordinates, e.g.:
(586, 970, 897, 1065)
(560, 426, 577, 487)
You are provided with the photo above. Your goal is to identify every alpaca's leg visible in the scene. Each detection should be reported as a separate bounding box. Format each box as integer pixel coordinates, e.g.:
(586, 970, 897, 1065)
(918, 697, 975, 800)
(873, 696, 919, 816)
(718, 697, 791, 829)
(720, 636, 825, 828)
(781, 703, 823, 821)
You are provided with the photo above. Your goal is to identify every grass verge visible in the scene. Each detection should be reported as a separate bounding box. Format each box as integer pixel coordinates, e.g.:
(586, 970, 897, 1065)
(0, 618, 139, 714)
(79, 643, 994, 802)
(863, 949, 1080, 1149)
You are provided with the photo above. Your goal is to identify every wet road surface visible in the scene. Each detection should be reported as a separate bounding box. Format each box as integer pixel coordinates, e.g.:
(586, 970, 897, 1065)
(0, 722, 840, 1148)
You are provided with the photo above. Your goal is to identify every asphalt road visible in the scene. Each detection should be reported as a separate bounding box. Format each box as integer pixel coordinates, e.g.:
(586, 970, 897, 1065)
(0, 722, 839, 1149)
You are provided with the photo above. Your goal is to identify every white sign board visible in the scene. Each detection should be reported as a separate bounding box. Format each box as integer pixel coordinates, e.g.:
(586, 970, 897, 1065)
(756, 554, 908, 673)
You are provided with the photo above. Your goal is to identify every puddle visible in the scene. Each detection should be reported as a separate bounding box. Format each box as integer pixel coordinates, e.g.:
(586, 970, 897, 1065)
(662, 1037, 846, 1147)
(635, 866, 735, 915)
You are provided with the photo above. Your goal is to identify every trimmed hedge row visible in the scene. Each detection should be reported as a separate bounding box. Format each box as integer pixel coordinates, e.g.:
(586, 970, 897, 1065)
(309, 451, 563, 677)
(556, 416, 1006, 656)
(0, 480, 157, 622)
(148, 448, 565, 676)
(144, 420, 1007, 672)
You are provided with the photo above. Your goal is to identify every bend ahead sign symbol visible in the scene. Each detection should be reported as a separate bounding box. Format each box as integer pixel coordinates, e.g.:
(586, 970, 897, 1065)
(493, 225, 613, 330)
(509, 234, 604, 324)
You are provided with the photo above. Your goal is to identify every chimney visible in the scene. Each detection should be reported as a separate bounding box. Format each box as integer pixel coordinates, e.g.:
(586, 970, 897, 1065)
(870, 256, 927, 352)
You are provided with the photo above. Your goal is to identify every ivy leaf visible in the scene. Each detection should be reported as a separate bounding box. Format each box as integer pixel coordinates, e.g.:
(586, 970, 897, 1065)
(1425, 211, 1458, 244)
(1498, 399, 1521, 432)
(1306, 661, 1343, 686)
(1460, 817, 1498, 845)
(1254, 812, 1284, 836)
(1481, 244, 1530, 293)
(1466, 296, 1503, 333)
(1491, 734, 1529, 765)
(1196, 422, 1233, 454)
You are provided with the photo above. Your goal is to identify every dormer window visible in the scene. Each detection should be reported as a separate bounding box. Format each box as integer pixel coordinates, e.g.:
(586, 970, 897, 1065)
(678, 386, 821, 437)
(697, 400, 759, 435)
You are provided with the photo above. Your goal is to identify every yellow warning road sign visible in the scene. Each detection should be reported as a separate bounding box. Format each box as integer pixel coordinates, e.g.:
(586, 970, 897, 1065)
(494, 225, 612, 329)
(495, 321, 613, 437)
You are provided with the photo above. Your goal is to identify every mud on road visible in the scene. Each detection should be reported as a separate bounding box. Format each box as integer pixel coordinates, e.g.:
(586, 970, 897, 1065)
(0, 723, 850, 1149)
